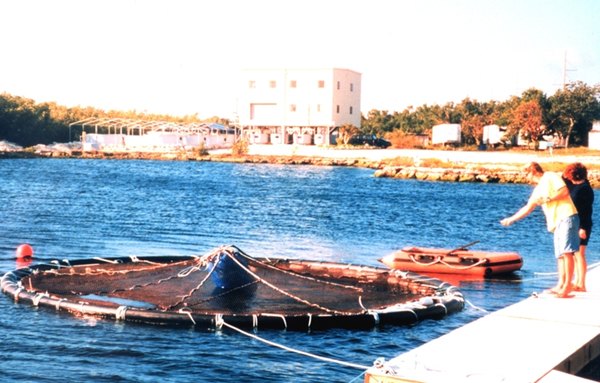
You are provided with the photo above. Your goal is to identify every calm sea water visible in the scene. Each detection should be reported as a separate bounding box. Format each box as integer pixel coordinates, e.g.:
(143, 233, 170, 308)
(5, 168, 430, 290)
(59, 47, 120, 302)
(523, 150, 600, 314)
(1, 158, 598, 382)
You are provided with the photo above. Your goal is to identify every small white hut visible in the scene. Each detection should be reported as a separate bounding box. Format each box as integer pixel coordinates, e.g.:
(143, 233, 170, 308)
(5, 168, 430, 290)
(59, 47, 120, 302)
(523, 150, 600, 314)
(432, 124, 461, 145)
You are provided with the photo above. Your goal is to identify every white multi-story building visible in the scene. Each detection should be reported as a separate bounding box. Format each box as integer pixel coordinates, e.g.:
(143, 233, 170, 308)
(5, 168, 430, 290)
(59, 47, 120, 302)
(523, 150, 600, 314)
(237, 68, 361, 146)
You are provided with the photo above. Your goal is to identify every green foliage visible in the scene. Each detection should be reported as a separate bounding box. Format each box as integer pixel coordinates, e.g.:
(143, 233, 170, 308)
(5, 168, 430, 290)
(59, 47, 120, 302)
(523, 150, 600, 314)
(0, 92, 221, 147)
(2, 80, 599, 150)
(0, 94, 69, 146)
(361, 82, 600, 148)
(547, 81, 600, 147)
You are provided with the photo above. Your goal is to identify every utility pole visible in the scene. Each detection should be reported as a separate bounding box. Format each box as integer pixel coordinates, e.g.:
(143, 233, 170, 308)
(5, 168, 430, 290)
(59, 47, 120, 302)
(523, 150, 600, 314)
(562, 51, 576, 90)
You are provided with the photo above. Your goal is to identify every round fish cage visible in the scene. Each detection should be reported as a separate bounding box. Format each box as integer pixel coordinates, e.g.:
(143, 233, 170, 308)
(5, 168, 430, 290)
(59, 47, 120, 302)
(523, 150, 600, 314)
(1, 245, 464, 331)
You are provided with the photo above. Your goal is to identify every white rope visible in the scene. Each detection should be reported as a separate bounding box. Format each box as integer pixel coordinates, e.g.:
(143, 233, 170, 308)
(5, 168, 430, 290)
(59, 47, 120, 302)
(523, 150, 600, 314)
(439, 258, 488, 270)
(164, 259, 219, 310)
(115, 306, 128, 321)
(92, 257, 120, 264)
(370, 311, 380, 325)
(55, 298, 66, 310)
(177, 308, 196, 325)
(214, 314, 224, 329)
(13, 287, 24, 302)
(1, 273, 15, 292)
(177, 265, 202, 277)
(407, 253, 489, 270)
(186, 311, 196, 325)
(465, 299, 488, 313)
(392, 269, 454, 290)
(587, 261, 600, 270)
(534, 260, 600, 277)
(32, 292, 49, 306)
(220, 320, 370, 370)
(358, 295, 365, 310)
(409, 254, 442, 266)
(222, 249, 350, 315)
(393, 269, 409, 278)
(534, 271, 558, 276)
(232, 246, 362, 291)
(261, 313, 287, 329)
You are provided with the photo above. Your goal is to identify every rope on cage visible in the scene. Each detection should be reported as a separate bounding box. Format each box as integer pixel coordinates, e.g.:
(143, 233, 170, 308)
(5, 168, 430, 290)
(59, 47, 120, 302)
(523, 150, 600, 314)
(90, 250, 216, 297)
(222, 247, 355, 315)
(161, 257, 220, 310)
(181, 280, 261, 309)
(220, 319, 371, 370)
(228, 245, 364, 291)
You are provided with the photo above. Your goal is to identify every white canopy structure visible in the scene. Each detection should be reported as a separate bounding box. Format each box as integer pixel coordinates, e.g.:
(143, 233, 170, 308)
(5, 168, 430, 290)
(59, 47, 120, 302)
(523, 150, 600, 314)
(69, 118, 237, 151)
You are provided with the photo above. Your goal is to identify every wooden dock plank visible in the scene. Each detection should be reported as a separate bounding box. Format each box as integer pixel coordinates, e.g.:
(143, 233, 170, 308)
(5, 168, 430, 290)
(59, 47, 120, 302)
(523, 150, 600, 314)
(365, 267, 600, 383)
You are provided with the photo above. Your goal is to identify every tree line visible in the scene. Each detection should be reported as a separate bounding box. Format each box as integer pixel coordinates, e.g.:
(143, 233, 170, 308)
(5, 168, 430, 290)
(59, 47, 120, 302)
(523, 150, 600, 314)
(360, 81, 600, 148)
(1, 81, 599, 149)
(0, 93, 225, 147)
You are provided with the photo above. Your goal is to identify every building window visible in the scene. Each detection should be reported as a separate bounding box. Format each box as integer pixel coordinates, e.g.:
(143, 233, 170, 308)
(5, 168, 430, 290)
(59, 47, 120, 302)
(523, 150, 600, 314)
(318, 80, 325, 88)
(290, 80, 297, 88)
(350, 106, 353, 114)
(269, 80, 277, 88)
(350, 83, 354, 92)
(336, 105, 340, 114)
(337, 81, 340, 90)
(290, 104, 296, 112)
(248, 80, 256, 88)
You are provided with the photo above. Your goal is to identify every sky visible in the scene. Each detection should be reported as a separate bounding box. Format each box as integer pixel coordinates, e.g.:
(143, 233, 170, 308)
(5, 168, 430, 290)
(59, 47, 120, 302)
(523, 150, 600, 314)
(0, 0, 599, 119)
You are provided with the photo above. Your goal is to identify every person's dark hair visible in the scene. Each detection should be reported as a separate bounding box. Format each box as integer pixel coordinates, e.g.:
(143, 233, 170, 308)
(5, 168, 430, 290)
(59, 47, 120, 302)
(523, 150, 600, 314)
(524, 162, 544, 176)
(563, 162, 588, 182)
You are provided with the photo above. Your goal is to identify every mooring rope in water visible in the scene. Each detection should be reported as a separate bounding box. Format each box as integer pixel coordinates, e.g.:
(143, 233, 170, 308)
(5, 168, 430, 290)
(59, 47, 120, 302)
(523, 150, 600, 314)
(219, 320, 371, 370)
(534, 260, 600, 276)
(464, 299, 488, 313)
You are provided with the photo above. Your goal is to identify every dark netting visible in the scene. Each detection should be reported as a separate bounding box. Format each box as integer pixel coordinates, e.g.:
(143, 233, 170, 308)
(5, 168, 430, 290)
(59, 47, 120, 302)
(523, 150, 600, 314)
(19, 246, 457, 319)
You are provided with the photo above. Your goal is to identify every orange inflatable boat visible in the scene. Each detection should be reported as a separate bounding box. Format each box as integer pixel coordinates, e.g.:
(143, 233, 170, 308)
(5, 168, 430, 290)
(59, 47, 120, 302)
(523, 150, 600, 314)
(380, 245, 523, 277)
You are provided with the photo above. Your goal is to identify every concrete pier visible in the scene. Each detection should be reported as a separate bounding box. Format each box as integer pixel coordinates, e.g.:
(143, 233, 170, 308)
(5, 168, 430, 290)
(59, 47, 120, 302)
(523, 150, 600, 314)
(365, 267, 600, 382)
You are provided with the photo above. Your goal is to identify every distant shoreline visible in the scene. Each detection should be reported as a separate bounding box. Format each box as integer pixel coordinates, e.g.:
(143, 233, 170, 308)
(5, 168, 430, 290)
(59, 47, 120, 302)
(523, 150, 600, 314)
(3, 145, 600, 187)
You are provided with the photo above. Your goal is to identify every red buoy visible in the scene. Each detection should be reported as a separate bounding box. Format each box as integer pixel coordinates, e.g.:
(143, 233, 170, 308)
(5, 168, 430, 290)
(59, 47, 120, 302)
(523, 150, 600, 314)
(16, 244, 34, 259)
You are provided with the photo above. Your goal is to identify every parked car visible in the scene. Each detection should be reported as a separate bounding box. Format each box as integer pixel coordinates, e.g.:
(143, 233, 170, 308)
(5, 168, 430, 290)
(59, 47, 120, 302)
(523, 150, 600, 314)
(349, 134, 391, 148)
